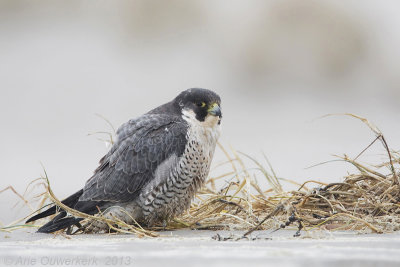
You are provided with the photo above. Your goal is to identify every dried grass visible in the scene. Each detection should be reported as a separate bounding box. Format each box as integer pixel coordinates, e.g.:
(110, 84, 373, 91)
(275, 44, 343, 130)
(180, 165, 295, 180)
(2, 114, 400, 237)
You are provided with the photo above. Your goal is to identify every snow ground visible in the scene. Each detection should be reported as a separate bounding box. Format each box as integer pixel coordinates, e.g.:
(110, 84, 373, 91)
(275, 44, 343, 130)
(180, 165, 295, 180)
(1, 229, 399, 267)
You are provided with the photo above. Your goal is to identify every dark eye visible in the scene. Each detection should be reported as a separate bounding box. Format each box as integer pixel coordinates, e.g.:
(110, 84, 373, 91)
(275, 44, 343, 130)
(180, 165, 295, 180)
(197, 102, 206, 107)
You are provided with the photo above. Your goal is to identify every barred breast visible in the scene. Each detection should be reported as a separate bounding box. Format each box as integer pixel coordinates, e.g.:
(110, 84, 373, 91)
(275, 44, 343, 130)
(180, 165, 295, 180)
(137, 110, 221, 225)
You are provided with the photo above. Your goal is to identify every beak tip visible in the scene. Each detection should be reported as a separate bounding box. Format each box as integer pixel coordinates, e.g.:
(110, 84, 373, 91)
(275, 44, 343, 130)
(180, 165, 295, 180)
(209, 104, 222, 117)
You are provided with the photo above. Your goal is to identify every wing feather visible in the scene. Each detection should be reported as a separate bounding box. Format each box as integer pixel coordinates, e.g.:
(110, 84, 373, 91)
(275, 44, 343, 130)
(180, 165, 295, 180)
(78, 113, 188, 203)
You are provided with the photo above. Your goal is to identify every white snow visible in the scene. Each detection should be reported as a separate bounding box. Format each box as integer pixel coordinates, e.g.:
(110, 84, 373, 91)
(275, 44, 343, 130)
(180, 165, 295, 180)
(1, 229, 400, 267)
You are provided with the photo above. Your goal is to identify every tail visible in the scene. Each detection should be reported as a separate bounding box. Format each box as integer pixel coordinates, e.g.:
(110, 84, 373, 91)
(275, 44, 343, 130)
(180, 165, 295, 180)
(26, 189, 84, 233)
(37, 213, 83, 233)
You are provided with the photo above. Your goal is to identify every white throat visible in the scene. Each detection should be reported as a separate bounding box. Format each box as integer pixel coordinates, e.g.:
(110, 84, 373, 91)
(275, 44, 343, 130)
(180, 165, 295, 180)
(181, 109, 221, 143)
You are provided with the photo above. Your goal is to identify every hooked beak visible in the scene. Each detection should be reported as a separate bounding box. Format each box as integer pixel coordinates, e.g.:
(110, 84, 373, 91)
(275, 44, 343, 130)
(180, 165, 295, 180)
(208, 103, 222, 117)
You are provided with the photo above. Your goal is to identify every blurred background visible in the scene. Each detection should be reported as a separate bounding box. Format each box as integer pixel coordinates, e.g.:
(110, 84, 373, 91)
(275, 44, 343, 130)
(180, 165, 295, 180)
(1, 0, 399, 225)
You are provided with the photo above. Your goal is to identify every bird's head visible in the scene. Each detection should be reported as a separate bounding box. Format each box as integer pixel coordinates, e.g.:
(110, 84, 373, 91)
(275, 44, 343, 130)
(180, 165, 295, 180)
(174, 88, 222, 126)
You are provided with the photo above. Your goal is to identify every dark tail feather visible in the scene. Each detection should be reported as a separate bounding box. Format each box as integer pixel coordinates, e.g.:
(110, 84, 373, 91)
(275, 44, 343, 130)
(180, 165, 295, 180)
(37, 216, 83, 233)
(26, 189, 83, 223)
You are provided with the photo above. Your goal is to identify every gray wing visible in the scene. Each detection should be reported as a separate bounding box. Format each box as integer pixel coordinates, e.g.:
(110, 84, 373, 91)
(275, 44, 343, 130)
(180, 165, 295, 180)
(79, 113, 188, 203)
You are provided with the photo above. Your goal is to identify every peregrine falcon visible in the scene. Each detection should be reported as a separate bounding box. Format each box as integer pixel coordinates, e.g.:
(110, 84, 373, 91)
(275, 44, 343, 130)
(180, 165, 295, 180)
(26, 88, 222, 233)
